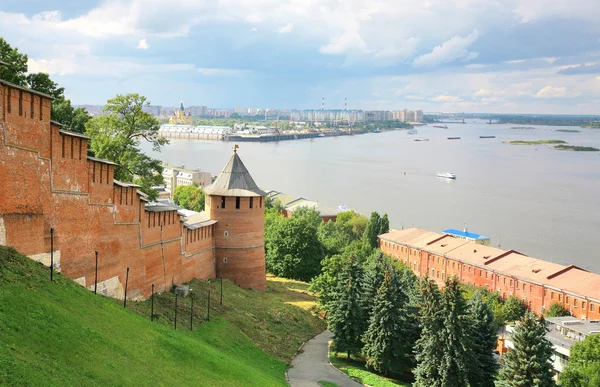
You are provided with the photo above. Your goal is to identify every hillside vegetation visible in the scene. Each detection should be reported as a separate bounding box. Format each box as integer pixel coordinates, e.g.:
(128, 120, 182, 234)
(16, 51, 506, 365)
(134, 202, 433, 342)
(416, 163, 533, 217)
(0, 246, 323, 385)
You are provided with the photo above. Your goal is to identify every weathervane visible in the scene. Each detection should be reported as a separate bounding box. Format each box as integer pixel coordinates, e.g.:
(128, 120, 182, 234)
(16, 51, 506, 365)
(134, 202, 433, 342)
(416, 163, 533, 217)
(233, 144, 239, 153)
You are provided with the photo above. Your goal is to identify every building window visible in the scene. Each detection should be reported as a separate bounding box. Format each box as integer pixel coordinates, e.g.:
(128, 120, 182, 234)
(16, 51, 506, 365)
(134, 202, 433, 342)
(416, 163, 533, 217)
(221, 196, 226, 209)
(591, 304, 594, 312)
(432, 269, 435, 277)
(260, 197, 263, 208)
(442, 273, 445, 280)
(551, 292, 555, 300)
(485, 272, 488, 279)
(582, 302, 586, 310)
(510, 280, 513, 287)
(574, 299, 578, 308)
(522, 283, 526, 291)
(566, 296, 570, 304)
(530, 285, 533, 293)
(559, 294, 562, 301)
(469, 267, 472, 273)
(250, 197, 253, 209)
(452, 262, 455, 269)
(236, 196, 240, 209)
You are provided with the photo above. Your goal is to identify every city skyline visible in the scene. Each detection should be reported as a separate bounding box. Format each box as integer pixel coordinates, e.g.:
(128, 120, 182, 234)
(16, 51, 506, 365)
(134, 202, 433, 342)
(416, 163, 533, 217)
(1, 0, 600, 114)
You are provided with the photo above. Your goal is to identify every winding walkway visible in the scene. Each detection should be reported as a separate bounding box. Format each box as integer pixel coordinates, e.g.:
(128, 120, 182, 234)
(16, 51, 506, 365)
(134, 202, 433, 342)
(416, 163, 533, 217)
(287, 330, 363, 387)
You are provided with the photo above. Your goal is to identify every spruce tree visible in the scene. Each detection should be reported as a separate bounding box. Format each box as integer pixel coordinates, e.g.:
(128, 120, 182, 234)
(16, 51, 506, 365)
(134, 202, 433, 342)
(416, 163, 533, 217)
(328, 254, 366, 358)
(414, 278, 445, 387)
(467, 291, 499, 387)
(361, 251, 389, 324)
(362, 270, 411, 377)
(438, 277, 474, 387)
(498, 313, 556, 387)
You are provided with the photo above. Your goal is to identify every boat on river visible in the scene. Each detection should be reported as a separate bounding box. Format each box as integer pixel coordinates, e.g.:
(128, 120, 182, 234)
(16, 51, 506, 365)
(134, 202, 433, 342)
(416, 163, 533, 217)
(407, 129, 418, 134)
(433, 125, 448, 129)
(437, 172, 456, 179)
(414, 138, 429, 142)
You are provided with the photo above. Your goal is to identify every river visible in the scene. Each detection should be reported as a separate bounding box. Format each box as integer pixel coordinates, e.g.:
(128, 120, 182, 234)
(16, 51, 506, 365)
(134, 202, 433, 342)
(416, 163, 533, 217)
(140, 121, 600, 273)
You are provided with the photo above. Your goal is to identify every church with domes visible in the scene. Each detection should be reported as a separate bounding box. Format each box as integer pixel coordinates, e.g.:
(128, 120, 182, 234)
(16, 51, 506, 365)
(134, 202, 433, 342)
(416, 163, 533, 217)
(169, 101, 192, 125)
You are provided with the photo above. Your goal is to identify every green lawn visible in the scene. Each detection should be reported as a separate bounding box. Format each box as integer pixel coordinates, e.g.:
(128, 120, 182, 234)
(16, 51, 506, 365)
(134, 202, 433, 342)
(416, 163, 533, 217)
(329, 350, 412, 387)
(0, 246, 317, 386)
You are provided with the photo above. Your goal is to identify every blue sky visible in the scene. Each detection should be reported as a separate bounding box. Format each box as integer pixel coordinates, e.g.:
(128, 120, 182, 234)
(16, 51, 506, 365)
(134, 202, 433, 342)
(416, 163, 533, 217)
(1, 0, 600, 113)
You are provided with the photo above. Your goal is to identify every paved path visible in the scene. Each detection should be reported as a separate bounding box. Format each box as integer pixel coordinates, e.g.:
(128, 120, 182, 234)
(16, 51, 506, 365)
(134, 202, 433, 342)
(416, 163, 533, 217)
(287, 330, 363, 387)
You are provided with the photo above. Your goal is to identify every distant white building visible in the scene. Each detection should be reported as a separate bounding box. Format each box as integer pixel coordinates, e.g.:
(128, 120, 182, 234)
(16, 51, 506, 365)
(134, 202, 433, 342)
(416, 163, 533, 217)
(162, 164, 213, 196)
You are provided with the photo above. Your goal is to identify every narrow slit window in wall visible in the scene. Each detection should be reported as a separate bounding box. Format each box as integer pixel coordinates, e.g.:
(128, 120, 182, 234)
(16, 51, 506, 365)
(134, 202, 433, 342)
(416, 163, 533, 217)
(221, 196, 226, 209)
(236, 197, 240, 209)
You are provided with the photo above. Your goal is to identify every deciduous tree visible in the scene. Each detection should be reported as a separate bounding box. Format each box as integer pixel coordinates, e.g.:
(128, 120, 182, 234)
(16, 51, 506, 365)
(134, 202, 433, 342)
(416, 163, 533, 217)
(173, 185, 205, 212)
(363, 211, 381, 248)
(85, 94, 167, 200)
(544, 302, 570, 318)
(559, 334, 600, 387)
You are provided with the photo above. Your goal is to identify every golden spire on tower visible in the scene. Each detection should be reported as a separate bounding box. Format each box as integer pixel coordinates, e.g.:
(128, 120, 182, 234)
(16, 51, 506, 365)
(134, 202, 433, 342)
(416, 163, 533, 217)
(233, 144, 239, 153)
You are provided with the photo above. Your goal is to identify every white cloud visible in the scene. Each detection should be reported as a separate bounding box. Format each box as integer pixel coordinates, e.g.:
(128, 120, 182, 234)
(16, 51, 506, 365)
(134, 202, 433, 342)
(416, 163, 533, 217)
(249, 27, 258, 32)
(27, 57, 78, 76)
(276, 23, 294, 34)
(473, 89, 490, 97)
(433, 95, 463, 102)
(597, 76, 600, 81)
(504, 59, 526, 64)
(137, 39, 149, 49)
(466, 63, 487, 69)
(197, 68, 249, 77)
(535, 86, 571, 98)
(413, 29, 480, 67)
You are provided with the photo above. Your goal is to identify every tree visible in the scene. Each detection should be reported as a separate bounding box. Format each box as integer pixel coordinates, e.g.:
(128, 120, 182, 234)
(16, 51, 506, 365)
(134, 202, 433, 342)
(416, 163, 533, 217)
(0, 38, 28, 85)
(467, 291, 499, 386)
(498, 313, 555, 387)
(503, 295, 528, 322)
(362, 269, 412, 377)
(414, 278, 445, 387)
(379, 214, 390, 235)
(363, 211, 382, 248)
(173, 185, 205, 212)
(559, 334, 600, 387)
(0, 39, 91, 133)
(328, 254, 366, 358)
(264, 210, 324, 281)
(544, 302, 570, 318)
(438, 277, 474, 387)
(85, 94, 167, 200)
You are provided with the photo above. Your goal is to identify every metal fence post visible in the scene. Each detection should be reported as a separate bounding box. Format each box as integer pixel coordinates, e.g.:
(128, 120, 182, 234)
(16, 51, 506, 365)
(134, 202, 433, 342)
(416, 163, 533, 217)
(151, 284, 155, 322)
(123, 267, 129, 308)
(94, 251, 98, 294)
(50, 228, 54, 281)
(207, 290, 211, 321)
(174, 292, 178, 330)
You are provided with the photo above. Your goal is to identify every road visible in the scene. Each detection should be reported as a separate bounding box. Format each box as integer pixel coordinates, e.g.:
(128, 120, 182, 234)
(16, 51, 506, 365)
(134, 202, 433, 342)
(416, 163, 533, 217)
(287, 330, 363, 387)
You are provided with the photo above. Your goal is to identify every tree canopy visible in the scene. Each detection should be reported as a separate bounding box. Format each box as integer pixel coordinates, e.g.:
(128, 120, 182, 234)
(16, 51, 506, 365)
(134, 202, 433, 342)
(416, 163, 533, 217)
(173, 185, 205, 212)
(559, 333, 600, 387)
(0, 38, 92, 133)
(85, 94, 168, 200)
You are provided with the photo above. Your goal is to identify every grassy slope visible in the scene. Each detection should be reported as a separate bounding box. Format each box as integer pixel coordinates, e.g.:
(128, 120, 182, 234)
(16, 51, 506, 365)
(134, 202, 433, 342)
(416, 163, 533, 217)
(126, 275, 326, 362)
(0, 246, 310, 386)
(506, 139, 567, 145)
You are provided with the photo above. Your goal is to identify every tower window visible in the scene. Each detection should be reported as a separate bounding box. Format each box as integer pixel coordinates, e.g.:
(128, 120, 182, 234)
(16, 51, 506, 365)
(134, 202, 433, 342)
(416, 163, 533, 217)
(250, 197, 253, 209)
(221, 196, 226, 209)
(236, 197, 240, 209)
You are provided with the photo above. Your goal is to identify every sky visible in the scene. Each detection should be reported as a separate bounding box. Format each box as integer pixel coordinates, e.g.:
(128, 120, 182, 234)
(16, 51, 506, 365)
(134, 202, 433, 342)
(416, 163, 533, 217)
(1, 0, 600, 113)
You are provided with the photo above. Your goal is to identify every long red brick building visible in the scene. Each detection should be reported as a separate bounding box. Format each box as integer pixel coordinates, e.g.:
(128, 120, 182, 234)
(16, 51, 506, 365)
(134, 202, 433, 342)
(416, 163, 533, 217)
(379, 228, 600, 320)
(0, 62, 266, 299)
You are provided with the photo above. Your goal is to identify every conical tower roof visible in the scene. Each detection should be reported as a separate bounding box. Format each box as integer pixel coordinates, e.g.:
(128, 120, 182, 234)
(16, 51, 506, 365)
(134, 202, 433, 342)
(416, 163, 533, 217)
(204, 150, 266, 197)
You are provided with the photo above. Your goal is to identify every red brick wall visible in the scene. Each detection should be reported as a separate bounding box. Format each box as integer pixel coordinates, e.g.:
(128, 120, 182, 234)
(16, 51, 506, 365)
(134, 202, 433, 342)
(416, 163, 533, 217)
(0, 88, 219, 300)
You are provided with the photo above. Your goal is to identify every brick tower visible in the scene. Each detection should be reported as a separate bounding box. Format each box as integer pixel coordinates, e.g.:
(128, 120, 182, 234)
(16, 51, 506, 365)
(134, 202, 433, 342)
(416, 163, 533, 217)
(204, 146, 267, 290)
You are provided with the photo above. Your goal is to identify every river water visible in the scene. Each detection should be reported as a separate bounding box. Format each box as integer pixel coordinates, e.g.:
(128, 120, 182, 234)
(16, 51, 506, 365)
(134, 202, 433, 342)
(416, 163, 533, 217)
(140, 121, 600, 273)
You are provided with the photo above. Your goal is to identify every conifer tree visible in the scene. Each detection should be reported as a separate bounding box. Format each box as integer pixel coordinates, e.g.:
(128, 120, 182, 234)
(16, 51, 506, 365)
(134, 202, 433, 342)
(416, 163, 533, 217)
(361, 251, 389, 324)
(363, 269, 412, 377)
(438, 277, 474, 387)
(498, 313, 556, 387)
(414, 278, 445, 387)
(328, 254, 366, 358)
(467, 291, 499, 387)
